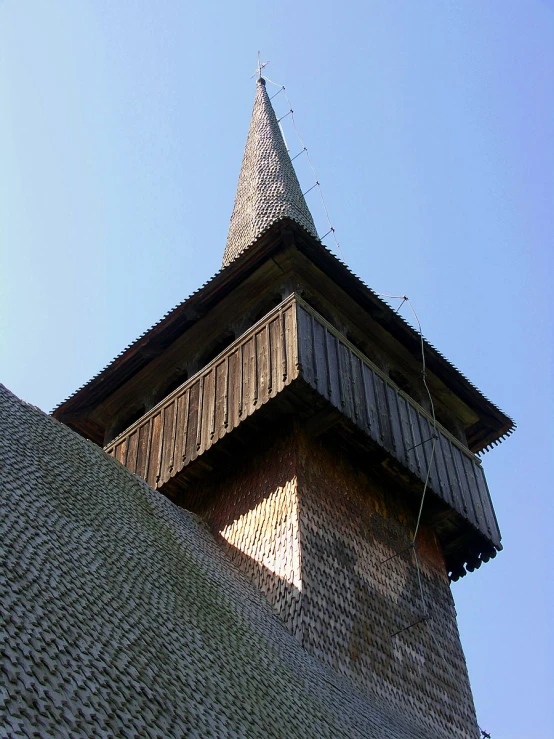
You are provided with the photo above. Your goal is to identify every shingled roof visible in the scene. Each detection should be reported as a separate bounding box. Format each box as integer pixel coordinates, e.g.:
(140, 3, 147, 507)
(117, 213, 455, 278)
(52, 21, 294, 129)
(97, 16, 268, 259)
(222, 77, 318, 267)
(1, 383, 431, 738)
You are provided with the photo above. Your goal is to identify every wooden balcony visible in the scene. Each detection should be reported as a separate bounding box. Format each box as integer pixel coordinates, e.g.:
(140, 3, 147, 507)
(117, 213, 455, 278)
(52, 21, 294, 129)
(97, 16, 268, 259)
(105, 294, 501, 571)
(106, 296, 299, 488)
(295, 299, 501, 557)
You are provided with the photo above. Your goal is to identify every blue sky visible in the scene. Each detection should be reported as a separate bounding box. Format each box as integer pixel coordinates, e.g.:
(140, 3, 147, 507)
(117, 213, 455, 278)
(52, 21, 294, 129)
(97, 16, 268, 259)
(1, 2, 553, 736)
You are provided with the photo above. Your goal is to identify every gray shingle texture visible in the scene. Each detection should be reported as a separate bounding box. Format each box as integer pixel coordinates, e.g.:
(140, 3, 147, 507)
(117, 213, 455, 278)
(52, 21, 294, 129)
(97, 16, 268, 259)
(1, 383, 430, 738)
(222, 78, 318, 267)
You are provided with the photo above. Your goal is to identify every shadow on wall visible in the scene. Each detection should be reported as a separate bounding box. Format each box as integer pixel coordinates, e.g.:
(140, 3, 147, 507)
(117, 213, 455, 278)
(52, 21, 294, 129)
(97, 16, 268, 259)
(215, 531, 475, 739)
(217, 529, 431, 661)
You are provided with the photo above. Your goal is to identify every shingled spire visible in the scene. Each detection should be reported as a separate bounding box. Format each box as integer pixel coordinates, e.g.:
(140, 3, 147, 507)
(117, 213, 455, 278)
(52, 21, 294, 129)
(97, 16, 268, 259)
(222, 77, 318, 267)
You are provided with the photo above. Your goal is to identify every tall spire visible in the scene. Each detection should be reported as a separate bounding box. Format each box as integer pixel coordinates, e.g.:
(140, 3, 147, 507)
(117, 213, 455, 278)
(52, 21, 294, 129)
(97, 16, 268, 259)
(222, 77, 318, 267)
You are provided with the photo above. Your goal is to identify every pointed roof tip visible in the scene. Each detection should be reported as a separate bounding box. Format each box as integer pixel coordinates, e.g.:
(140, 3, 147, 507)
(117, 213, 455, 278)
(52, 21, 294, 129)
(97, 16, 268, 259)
(222, 74, 318, 268)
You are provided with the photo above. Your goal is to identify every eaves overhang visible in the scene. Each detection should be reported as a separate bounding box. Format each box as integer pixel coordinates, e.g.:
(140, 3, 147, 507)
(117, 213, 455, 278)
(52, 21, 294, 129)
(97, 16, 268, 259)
(53, 219, 514, 453)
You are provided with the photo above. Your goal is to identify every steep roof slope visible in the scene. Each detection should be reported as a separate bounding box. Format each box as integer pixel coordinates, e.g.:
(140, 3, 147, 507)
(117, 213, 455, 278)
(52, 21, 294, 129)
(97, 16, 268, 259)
(223, 77, 318, 267)
(1, 384, 428, 738)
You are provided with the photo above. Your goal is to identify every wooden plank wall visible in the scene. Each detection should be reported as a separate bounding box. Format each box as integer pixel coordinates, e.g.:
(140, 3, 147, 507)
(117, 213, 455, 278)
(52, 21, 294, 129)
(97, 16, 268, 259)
(106, 298, 298, 490)
(295, 300, 501, 549)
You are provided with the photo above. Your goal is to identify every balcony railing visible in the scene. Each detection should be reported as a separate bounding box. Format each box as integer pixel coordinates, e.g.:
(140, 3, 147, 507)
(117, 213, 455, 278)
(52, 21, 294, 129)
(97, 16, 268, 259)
(295, 298, 500, 550)
(106, 296, 299, 489)
(105, 294, 500, 553)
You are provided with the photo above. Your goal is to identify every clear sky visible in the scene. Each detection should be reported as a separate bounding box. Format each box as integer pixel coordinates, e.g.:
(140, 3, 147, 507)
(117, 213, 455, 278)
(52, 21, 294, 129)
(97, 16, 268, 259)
(1, 2, 553, 736)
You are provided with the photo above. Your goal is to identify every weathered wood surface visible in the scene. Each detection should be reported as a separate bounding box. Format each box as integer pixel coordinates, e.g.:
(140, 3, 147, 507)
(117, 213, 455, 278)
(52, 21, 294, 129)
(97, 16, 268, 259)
(106, 297, 298, 489)
(295, 299, 501, 549)
(105, 293, 500, 550)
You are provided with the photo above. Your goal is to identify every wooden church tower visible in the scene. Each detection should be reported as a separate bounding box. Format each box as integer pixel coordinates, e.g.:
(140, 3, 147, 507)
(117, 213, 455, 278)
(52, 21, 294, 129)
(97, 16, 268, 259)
(54, 75, 514, 738)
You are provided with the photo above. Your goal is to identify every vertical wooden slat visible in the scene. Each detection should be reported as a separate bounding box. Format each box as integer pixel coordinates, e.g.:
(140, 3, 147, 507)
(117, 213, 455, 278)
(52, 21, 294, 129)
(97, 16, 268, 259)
(432, 428, 453, 508)
(115, 438, 127, 465)
(160, 402, 176, 484)
(373, 374, 393, 451)
(224, 356, 230, 427)
(474, 468, 501, 545)
(238, 343, 244, 418)
(196, 375, 205, 453)
(269, 317, 281, 393)
(259, 326, 270, 405)
(298, 305, 315, 386)
(397, 395, 418, 475)
(385, 384, 403, 458)
(407, 404, 425, 476)
(338, 343, 355, 420)
(461, 453, 486, 535)
(214, 360, 226, 439)
(349, 354, 363, 422)
(285, 304, 296, 382)
(227, 349, 240, 429)
(241, 335, 255, 418)
(280, 309, 287, 382)
(176, 389, 189, 470)
(266, 323, 273, 395)
(136, 422, 151, 481)
(210, 366, 218, 439)
(437, 432, 462, 514)
(125, 430, 139, 474)
(330, 335, 345, 409)
(472, 465, 493, 538)
(146, 413, 162, 488)
(253, 332, 259, 407)
(312, 320, 329, 397)
(323, 328, 333, 399)
(457, 450, 480, 530)
(199, 370, 212, 454)
(185, 382, 199, 462)
(416, 414, 441, 495)
(451, 445, 471, 518)
(154, 410, 166, 487)
(361, 363, 380, 442)
(309, 314, 318, 388)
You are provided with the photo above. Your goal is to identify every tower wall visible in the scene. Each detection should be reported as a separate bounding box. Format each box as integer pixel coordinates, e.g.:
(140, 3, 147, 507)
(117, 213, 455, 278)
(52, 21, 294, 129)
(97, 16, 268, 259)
(184, 428, 303, 636)
(186, 424, 479, 739)
(295, 430, 478, 738)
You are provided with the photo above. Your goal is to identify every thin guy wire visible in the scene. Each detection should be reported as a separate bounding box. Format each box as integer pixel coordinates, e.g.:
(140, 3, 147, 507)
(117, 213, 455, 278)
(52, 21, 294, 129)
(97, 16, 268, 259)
(375, 293, 438, 548)
(394, 297, 407, 314)
(265, 69, 478, 723)
(264, 78, 344, 259)
(265, 70, 479, 725)
(378, 294, 468, 706)
(404, 298, 438, 546)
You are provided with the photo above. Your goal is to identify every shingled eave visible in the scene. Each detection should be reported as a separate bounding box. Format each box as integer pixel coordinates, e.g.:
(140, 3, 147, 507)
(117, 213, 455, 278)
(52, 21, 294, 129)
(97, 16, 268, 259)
(52, 224, 284, 421)
(53, 219, 514, 453)
(290, 229, 516, 453)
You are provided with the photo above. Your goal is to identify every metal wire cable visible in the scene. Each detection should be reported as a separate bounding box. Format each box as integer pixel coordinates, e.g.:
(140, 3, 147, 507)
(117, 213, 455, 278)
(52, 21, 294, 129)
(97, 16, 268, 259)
(264, 78, 344, 260)
(262, 63, 480, 728)
(375, 293, 438, 547)
(375, 294, 478, 715)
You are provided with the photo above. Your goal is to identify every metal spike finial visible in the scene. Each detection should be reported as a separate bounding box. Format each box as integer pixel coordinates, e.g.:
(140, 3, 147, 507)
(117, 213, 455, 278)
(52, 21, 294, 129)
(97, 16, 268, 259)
(251, 51, 269, 81)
